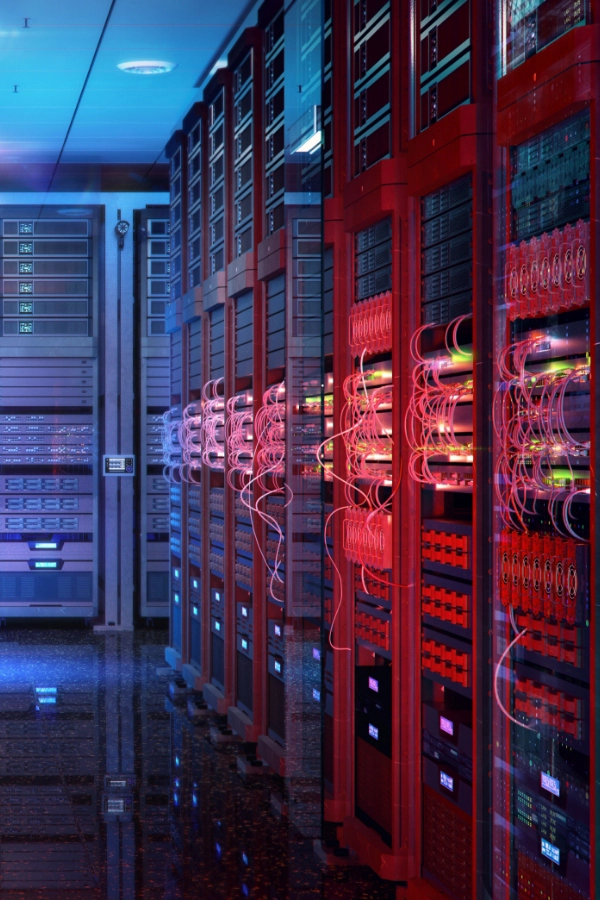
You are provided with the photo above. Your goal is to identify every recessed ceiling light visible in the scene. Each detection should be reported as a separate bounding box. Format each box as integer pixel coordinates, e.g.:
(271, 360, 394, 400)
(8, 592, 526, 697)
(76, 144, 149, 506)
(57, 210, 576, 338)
(117, 60, 176, 75)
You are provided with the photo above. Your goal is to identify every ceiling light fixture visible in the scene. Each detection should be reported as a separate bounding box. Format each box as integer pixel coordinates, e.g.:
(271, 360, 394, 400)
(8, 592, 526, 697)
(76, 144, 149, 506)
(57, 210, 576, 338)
(117, 60, 176, 75)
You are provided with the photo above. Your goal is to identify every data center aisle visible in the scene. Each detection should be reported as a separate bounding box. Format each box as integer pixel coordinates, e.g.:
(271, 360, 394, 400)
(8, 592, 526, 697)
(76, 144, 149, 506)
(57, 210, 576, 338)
(0, 627, 395, 900)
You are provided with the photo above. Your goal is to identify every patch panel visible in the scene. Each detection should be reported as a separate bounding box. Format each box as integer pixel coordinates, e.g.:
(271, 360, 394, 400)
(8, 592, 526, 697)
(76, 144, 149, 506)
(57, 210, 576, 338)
(422, 578, 470, 630)
(421, 634, 470, 690)
(504, 219, 589, 320)
(348, 291, 392, 357)
(514, 676, 583, 738)
(498, 530, 587, 624)
(343, 508, 392, 570)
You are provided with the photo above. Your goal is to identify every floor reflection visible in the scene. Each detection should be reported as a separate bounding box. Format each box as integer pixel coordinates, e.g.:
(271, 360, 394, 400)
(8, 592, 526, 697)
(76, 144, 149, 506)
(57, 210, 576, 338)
(0, 628, 395, 899)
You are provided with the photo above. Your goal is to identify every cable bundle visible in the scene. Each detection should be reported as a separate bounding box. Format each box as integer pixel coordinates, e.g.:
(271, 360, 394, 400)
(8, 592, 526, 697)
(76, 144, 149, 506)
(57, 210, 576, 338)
(179, 401, 202, 482)
(342, 363, 393, 502)
(406, 316, 474, 487)
(493, 336, 590, 536)
(161, 407, 182, 483)
(201, 378, 225, 471)
(226, 392, 253, 490)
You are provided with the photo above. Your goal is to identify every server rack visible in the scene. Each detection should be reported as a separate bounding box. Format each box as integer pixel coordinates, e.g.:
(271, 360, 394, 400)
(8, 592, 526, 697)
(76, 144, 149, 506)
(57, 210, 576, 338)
(136, 207, 170, 620)
(0, 206, 101, 619)
(493, 5, 594, 897)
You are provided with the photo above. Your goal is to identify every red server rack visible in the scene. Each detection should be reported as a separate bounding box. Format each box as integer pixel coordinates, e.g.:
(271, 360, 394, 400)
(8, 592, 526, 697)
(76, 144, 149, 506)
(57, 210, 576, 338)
(493, 3, 595, 898)
(406, 1, 494, 898)
(322, 0, 415, 880)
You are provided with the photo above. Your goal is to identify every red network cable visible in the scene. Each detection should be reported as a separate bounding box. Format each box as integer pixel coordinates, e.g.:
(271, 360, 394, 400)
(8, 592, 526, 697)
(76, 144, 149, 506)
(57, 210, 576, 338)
(493, 335, 590, 537)
(405, 315, 474, 488)
(239, 382, 289, 606)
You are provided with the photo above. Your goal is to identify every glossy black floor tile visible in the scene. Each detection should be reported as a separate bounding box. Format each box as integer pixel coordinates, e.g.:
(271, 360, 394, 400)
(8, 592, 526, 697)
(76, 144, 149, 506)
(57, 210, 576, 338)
(0, 627, 396, 900)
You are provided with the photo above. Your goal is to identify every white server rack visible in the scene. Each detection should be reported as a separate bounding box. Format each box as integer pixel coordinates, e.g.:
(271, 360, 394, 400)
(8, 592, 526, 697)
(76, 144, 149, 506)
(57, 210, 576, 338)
(0, 207, 100, 618)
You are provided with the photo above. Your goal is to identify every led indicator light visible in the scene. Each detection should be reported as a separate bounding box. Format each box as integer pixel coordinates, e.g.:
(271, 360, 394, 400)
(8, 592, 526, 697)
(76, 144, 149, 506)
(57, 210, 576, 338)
(440, 716, 454, 736)
(312, 647, 321, 660)
(215, 621, 221, 631)
(193, 606, 198, 616)
(440, 771, 454, 792)
(541, 839, 560, 864)
(274, 660, 281, 673)
(368, 724, 379, 740)
(541, 772, 560, 797)
(274, 624, 281, 636)
(241, 638, 248, 650)
(312, 688, 321, 702)
(241, 606, 248, 617)
(174, 594, 180, 604)
(368, 677, 379, 692)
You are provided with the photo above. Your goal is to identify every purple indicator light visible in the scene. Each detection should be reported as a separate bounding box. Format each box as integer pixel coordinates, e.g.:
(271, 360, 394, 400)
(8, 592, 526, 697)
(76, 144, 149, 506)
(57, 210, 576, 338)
(440, 715, 454, 736)
(541, 772, 560, 797)
(368, 677, 379, 692)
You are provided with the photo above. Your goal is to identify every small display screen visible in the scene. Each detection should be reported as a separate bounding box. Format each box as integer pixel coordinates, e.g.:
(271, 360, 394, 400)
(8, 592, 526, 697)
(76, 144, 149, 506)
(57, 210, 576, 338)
(541, 839, 560, 864)
(440, 715, 454, 736)
(440, 771, 454, 792)
(19, 321, 33, 333)
(104, 456, 134, 475)
(541, 773, 560, 797)
(19, 301, 33, 314)
(34, 561, 58, 569)
(368, 677, 379, 692)
(274, 660, 281, 673)
(368, 723, 379, 740)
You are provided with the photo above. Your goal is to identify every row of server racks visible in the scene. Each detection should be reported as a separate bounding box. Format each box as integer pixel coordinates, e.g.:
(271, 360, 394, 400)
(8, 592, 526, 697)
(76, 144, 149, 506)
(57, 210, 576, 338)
(163, 0, 600, 897)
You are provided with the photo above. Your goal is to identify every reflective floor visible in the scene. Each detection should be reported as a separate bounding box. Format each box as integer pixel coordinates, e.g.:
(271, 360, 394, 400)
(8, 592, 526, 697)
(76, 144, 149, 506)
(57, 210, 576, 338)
(0, 627, 396, 899)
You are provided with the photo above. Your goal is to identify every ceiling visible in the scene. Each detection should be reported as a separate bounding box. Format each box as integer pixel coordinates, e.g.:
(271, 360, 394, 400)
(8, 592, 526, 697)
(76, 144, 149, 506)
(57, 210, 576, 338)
(0, 0, 252, 166)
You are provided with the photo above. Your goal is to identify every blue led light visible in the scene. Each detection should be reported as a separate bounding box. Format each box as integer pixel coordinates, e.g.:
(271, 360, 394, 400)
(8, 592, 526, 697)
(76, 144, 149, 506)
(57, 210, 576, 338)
(215, 842, 222, 858)
(241, 638, 248, 650)
(440, 771, 454, 792)
(274, 660, 281, 673)
(175, 756, 180, 767)
(242, 852, 248, 866)
(173, 792, 179, 806)
(312, 647, 321, 660)
(38, 696, 56, 704)
(34, 561, 57, 569)
(192, 793, 198, 806)
(174, 569, 180, 578)
(174, 594, 180, 604)
(33, 542, 57, 550)
(36, 687, 57, 694)
(242, 885, 249, 897)
(313, 688, 321, 702)
(368, 723, 379, 740)
(193, 606, 198, 616)
(215, 621, 221, 631)
(242, 606, 248, 617)
(193, 579, 198, 588)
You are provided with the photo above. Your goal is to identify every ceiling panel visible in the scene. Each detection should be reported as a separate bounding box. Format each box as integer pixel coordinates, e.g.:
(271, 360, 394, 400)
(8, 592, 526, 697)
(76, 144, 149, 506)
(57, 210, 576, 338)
(0, 0, 251, 164)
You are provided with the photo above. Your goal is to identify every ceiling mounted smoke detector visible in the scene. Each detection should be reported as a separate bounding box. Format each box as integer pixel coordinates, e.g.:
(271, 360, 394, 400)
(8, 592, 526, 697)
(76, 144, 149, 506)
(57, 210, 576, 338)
(117, 60, 177, 75)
